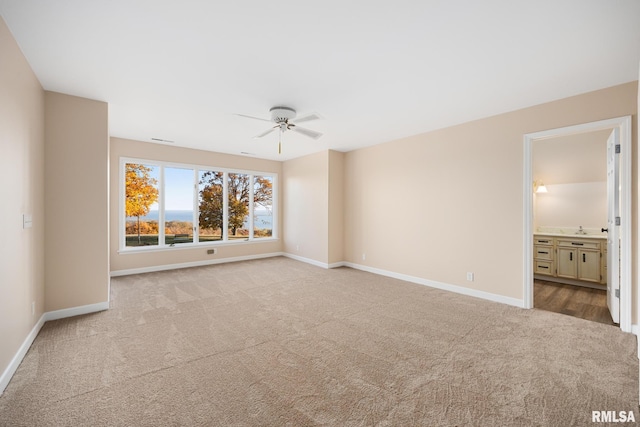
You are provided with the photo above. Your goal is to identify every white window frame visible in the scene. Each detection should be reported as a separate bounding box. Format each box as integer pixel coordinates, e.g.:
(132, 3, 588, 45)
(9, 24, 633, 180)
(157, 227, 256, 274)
(119, 157, 278, 253)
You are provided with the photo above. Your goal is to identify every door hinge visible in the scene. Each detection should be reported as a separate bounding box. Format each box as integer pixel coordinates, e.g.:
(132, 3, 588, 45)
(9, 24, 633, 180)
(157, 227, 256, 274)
(615, 217, 621, 226)
(615, 144, 621, 154)
(615, 289, 620, 298)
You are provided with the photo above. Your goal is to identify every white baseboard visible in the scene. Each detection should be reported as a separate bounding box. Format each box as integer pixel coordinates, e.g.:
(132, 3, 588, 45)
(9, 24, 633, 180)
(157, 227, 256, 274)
(113, 252, 343, 277)
(343, 262, 525, 308)
(110, 252, 285, 277)
(284, 256, 524, 308)
(631, 324, 639, 336)
(0, 300, 108, 395)
(328, 261, 347, 269)
(282, 253, 330, 269)
(0, 314, 45, 394)
(282, 253, 347, 269)
(43, 301, 109, 322)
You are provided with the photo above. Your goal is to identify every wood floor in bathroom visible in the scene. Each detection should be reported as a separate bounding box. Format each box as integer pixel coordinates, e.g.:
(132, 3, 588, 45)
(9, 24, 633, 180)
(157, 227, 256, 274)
(534, 279, 614, 326)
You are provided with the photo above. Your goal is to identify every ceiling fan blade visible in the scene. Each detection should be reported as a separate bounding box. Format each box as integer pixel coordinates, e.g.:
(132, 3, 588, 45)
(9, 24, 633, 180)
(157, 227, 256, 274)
(291, 126, 323, 140)
(236, 113, 272, 122)
(292, 113, 322, 124)
(254, 127, 277, 138)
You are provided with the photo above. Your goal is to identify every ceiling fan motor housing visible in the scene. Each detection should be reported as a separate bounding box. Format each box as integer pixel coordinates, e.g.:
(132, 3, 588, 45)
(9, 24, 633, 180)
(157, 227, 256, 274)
(270, 106, 296, 123)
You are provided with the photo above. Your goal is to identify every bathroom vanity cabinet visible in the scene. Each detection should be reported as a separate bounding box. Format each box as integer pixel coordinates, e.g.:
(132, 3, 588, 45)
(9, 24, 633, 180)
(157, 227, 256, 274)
(534, 234, 606, 286)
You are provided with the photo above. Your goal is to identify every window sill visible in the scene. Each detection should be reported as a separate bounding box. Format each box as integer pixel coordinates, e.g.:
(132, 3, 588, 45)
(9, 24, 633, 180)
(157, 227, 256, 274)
(117, 237, 280, 255)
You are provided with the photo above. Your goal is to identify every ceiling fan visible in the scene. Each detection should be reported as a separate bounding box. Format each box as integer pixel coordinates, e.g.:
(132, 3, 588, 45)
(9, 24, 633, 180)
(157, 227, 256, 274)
(236, 106, 323, 153)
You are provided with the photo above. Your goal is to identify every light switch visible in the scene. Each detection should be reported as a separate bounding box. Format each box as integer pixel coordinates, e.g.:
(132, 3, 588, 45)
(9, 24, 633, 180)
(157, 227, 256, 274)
(23, 214, 33, 229)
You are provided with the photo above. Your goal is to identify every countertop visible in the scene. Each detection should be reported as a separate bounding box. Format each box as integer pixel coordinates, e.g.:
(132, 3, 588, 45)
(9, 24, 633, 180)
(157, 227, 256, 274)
(534, 233, 607, 240)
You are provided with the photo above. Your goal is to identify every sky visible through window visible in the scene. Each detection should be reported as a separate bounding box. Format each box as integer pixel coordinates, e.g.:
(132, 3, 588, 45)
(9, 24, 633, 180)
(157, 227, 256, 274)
(143, 166, 191, 211)
(165, 167, 193, 210)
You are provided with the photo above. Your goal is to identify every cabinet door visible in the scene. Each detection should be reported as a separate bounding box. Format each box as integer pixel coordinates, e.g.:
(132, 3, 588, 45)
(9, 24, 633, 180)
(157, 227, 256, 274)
(578, 249, 600, 283)
(557, 247, 577, 279)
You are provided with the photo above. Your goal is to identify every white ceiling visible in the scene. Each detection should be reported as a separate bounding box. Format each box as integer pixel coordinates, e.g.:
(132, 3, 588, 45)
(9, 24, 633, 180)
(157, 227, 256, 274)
(1, 1, 639, 161)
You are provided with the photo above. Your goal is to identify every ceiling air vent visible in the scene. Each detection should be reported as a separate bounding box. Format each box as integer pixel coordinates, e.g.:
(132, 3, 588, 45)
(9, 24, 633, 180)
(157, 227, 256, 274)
(151, 137, 174, 143)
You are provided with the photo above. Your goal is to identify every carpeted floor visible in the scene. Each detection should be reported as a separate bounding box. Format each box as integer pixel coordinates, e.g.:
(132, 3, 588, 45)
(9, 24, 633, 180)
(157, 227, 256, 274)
(0, 257, 637, 426)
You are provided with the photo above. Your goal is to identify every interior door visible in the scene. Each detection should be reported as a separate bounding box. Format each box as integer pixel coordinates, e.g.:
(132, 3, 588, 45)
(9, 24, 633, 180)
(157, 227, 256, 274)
(606, 128, 620, 324)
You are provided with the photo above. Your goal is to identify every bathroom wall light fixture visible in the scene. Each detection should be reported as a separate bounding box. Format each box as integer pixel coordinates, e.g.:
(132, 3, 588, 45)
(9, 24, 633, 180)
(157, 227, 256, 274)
(534, 181, 548, 193)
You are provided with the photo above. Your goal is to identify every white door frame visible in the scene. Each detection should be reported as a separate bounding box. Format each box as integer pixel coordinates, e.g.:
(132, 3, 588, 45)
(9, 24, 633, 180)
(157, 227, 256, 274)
(523, 115, 632, 333)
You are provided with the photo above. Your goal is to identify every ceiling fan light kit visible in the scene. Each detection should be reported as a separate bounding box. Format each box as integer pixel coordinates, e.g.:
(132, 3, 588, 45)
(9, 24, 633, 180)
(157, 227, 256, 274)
(236, 106, 323, 154)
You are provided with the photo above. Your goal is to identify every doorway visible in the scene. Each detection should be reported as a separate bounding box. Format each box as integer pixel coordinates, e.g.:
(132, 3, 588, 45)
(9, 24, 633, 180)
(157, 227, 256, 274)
(523, 116, 632, 333)
(532, 129, 612, 324)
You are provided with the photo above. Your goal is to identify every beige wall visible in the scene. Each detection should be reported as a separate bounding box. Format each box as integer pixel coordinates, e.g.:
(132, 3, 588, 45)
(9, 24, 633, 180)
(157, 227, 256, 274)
(109, 137, 283, 273)
(344, 82, 638, 304)
(532, 129, 609, 232)
(282, 149, 344, 266)
(0, 17, 45, 384)
(533, 130, 609, 185)
(328, 150, 345, 264)
(44, 92, 109, 311)
(535, 182, 607, 230)
(282, 150, 329, 264)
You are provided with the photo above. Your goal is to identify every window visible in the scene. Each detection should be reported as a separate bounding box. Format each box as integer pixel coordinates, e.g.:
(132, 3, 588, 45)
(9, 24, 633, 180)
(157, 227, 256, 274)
(198, 170, 224, 242)
(165, 167, 195, 244)
(121, 158, 277, 251)
(253, 175, 273, 239)
(124, 163, 159, 247)
(228, 173, 249, 240)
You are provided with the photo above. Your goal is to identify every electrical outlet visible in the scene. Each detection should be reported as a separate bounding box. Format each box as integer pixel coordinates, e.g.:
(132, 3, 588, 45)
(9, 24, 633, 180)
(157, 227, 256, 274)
(466, 272, 474, 282)
(207, 248, 217, 255)
(296, 244, 299, 251)
(31, 301, 35, 316)
(23, 214, 33, 229)
(362, 253, 366, 261)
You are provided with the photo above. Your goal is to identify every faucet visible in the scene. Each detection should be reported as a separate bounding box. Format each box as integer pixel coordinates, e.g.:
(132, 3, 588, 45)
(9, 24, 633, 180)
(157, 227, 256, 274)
(576, 226, 587, 235)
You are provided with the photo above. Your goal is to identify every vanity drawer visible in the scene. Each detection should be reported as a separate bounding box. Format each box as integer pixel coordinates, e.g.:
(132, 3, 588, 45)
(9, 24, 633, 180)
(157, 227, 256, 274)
(534, 245, 553, 260)
(556, 239, 600, 250)
(534, 237, 553, 246)
(534, 260, 554, 275)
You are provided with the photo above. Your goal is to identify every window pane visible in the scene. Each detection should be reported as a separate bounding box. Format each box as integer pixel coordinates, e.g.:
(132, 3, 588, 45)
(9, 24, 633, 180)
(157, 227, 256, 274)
(253, 176, 273, 238)
(198, 170, 224, 242)
(228, 173, 249, 240)
(165, 167, 194, 244)
(125, 163, 159, 247)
